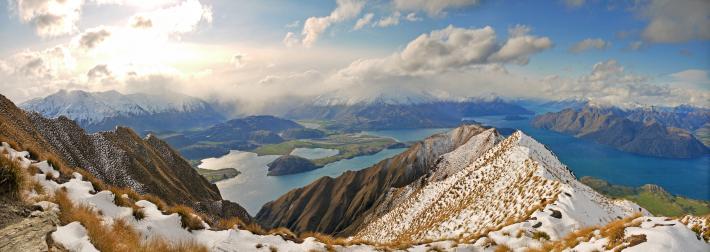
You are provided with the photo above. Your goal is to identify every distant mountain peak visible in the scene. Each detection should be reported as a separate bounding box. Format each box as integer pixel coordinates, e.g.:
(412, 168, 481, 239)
(19, 89, 224, 133)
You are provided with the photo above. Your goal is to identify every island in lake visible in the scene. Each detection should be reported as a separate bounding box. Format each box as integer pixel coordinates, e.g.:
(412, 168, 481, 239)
(267, 155, 322, 176)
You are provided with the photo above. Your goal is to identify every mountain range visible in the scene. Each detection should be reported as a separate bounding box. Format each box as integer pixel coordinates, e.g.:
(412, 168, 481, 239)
(0, 94, 250, 224)
(161, 115, 322, 160)
(532, 104, 709, 158)
(20, 90, 225, 134)
(286, 96, 533, 131)
(1, 95, 708, 250)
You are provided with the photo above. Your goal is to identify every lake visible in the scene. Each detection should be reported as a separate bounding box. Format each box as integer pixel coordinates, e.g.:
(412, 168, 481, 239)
(202, 121, 709, 215)
(200, 147, 407, 214)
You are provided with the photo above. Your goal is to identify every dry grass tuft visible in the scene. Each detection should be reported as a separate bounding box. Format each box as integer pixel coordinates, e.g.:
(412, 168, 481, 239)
(141, 237, 208, 252)
(601, 213, 642, 249)
(532, 231, 550, 241)
(167, 205, 206, 231)
(494, 244, 511, 252)
(0, 154, 28, 200)
(215, 216, 267, 235)
(142, 194, 167, 211)
(132, 206, 146, 221)
(75, 169, 106, 192)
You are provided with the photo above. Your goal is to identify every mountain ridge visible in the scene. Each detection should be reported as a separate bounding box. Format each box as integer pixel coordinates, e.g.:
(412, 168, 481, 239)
(0, 94, 251, 223)
(532, 105, 709, 158)
(20, 90, 225, 133)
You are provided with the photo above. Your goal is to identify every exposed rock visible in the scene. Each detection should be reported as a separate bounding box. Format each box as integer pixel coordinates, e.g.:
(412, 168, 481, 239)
(0, 210, 59, 252)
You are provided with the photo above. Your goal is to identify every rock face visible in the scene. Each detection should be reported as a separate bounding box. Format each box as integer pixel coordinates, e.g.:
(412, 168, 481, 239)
(20, 89, 225, 134)
(532, 106, 709, 158)
(267, 155, 321, 176)
(0, 210, 59, 252)
(0, 94, 251, 223)
(256, 125, 491, 235)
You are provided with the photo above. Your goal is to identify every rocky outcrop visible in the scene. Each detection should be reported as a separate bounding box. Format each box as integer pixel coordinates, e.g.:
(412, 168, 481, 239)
(0, 209, 59, 252)
(267, 155, 322, 176)
(532, 106, 709, 158)
(255, 125, 490, 235)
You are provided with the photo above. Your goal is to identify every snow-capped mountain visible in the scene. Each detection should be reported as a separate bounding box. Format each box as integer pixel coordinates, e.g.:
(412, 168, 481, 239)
(20, 90, 225, 133)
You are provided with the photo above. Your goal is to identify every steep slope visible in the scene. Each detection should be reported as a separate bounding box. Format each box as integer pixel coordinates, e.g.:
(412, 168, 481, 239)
(256, 125, 490, 235)
(2, 124, 708, 251)
(354, 130, 642, 243)
(0, 94, 250, 223)
(20, 90, 225, 133)
(532, 106, 709, 158)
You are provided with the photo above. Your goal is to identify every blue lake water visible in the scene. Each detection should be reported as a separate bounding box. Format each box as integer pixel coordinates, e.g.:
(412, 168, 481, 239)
(202, 121, 709, 215)
(472, 115, 710, 200)
(200, 148, 407, 214)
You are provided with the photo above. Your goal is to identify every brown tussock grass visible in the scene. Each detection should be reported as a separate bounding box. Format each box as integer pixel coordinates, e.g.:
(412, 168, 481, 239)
(494, 244, 512, 252)
(142, 194, 167, 211)
(166, 205, 206, 231)
(75, 168, 107, 192)
(0, 154, 29, 200)
(56, 189, 208, 251)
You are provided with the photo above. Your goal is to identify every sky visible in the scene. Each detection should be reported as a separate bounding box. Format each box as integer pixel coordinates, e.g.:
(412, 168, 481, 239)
(0, 0, 708, 113)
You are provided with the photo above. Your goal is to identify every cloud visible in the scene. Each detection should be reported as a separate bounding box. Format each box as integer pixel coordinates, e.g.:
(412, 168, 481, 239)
(87, 64, 111, 79)
(353, 13, 374, 30)
(9, 0, 84, 37)
(300, 0, 366, 47)
(285, 20, 300, 28)
(405, 12, 422, 22)
(541, 59, 709, 107)
(337, 25, 552, 79)
(130, 16, 153, 28)
(636, 0, 710, 43)
(562, 0, 585, 8)
(77, 28, 112, 49)
(568, 38, 610, 53)
(487, 26, 553, 65)
(393, 0, 479, 17)
(93, 0, 179, 9)
(626, 41, 645, 51)
(283, 32, 299, 47)
(130, 0, 212, 35)
(376, 12, 401, 27)
(7, 45, 75, 79)
(669, 69, 710, 90)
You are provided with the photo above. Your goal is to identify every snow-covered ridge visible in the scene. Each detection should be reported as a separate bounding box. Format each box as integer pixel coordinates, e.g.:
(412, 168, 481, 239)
(354, 131, 709, 251)
(3, 127, 708, 251)
(20, 90, 215, 124)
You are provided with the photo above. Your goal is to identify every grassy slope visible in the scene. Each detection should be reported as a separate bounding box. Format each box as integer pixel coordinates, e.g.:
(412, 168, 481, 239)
(581, 176, 710, 216)
(196, 168, 240, 183)
(253, 134, 396, 166)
